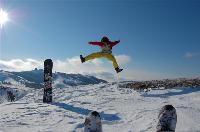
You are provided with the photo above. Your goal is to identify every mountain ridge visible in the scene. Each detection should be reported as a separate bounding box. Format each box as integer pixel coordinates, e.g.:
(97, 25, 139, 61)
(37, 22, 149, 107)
(0, 69, 107, 88)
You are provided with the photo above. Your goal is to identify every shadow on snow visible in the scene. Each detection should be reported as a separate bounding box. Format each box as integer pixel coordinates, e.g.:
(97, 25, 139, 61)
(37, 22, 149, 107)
(51, 102, 121, 121)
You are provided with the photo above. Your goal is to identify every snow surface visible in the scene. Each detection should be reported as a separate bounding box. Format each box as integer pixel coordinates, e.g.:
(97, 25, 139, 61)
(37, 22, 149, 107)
(0, 83, 200, 132)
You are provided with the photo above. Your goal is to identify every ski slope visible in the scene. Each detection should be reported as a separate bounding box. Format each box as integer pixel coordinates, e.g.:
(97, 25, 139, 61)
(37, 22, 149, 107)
(0, 83, 200, 132)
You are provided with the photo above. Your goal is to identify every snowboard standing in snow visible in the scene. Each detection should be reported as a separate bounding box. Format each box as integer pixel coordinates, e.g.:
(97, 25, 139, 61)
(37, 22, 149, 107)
(156, 105, 177, 132)
(43, 59, 53, 103)
(84, 111, 102, 132)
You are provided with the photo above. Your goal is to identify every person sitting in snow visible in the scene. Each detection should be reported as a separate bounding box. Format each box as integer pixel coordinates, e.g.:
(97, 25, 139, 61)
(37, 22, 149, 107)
(80, 36, 123, 73)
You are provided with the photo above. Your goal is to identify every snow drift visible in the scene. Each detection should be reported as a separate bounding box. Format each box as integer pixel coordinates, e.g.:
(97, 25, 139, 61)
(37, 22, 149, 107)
(0, 83, 200, 132)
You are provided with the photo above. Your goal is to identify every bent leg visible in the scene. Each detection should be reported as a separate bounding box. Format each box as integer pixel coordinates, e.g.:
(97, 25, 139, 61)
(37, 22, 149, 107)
(85, 52, 104, 62)
(105, 54, 119, 69)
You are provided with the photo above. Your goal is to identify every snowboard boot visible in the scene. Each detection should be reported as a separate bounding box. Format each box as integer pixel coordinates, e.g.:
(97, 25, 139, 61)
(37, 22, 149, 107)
(84, 111, 102, 132)
(80, 55, 85, 63)
(115, 67, 123, 73)
(156, 105, 177, 132)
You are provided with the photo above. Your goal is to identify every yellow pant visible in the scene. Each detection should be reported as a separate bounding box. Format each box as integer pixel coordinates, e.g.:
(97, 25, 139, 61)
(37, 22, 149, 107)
(85, 52, 119, 69)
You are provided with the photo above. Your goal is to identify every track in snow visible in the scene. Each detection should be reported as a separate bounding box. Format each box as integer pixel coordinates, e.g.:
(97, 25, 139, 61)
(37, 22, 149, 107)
(0, 84, 200, 132)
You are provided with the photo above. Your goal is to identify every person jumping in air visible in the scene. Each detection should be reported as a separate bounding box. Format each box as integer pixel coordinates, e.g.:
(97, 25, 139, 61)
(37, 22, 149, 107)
(80, 36, 123, 73)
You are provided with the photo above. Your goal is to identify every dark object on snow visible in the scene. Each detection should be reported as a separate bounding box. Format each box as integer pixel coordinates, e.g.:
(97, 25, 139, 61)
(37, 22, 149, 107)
(84, 111, 102, 132)
(7, 91, 15, 102)
(43, 59, 53, 103)
(156, 105, 177, 132)
(91, 111, 100, 118)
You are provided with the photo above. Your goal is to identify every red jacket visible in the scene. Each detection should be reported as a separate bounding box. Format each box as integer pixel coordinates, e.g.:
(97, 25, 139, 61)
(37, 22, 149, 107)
(88, 40, 120, 49)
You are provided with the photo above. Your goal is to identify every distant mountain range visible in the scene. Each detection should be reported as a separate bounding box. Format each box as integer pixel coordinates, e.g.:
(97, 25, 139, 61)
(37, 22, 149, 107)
(119, 78, 200, 89)
(0, 69, 107, 88)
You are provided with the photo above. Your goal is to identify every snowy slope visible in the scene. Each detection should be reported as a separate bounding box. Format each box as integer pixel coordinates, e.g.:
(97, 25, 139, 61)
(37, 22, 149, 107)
(0, 70, 107, 88)
(0, 84, 200, 132)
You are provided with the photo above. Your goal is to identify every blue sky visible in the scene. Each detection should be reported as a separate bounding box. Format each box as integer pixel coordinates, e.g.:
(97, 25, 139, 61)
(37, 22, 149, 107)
(0, 0, 200, 80)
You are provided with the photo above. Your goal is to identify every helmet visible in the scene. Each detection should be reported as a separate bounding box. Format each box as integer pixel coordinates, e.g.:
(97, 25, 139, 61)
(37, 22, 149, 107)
(101, 36, 110, 43)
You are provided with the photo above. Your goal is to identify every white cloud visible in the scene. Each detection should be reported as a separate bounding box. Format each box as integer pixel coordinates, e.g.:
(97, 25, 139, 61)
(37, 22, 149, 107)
(0, 59, 42, 71)
(53, 56, 109, 74)
(0, 55, 180, 81)
(89, 72, 115, 82)
(0, 55, 131, 81)
(184, 52, 200, 59)
(115, 54, 131, 66)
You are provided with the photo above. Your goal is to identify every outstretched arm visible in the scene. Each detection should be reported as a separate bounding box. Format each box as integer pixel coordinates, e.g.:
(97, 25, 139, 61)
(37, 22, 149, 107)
(88, 42, 104, 46)
(110, 40, 120, 47)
